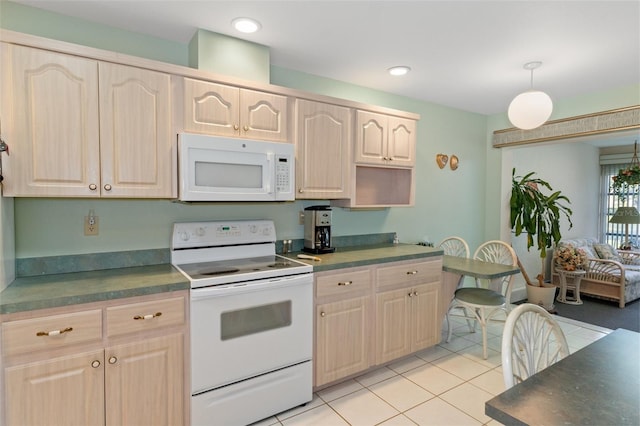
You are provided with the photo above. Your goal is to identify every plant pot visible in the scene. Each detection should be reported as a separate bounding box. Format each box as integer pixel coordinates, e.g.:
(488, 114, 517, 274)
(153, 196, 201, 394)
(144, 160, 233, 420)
(526, 283, 557, 310)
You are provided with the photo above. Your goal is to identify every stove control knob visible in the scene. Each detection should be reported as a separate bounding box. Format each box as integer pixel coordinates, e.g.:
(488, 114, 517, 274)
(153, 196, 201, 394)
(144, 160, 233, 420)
(249, 225, 258, 233)
(180, 231, 190, 241)
(196, 227, 205, 237)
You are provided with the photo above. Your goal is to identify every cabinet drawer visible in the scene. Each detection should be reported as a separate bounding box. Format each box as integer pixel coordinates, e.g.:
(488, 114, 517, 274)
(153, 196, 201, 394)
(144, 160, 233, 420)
(106, 296, 185, 338)
(316, 269, 371, 299)
(377, 259, 442, 290)
(2, 309, 102, 357)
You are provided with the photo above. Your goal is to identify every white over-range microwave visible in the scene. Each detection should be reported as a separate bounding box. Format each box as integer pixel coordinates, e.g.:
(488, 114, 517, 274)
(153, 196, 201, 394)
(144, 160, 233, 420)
(178, 133, 295, 202)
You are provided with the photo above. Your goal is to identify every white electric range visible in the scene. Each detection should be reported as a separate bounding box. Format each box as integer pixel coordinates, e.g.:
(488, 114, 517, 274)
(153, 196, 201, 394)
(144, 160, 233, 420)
(171, 220, 313, 426)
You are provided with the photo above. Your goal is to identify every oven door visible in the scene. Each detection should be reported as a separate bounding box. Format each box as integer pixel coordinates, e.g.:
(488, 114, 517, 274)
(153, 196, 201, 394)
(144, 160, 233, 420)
(190, 273, 312, 395)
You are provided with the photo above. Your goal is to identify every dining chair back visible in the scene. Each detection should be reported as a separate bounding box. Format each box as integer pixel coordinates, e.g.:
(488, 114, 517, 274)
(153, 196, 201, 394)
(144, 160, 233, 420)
(438, 236, 471, 337)
(472, 240, 518, 301)
(446, 240, 518, 359)
(502, 303, 570, 389)
(437, 236, 470, 258)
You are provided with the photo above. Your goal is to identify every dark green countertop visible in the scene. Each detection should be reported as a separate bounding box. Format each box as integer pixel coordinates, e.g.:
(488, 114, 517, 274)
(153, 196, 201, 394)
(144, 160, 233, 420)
(1, 244, 519, 315)
(282, 244, 444, 272)
(486, 328, 639, 426)
(0, 264, 189, 315)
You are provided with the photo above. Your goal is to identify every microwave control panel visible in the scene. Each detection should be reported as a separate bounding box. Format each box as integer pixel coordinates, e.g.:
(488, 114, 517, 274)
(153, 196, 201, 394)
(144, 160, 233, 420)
(275, 155, 292, 195)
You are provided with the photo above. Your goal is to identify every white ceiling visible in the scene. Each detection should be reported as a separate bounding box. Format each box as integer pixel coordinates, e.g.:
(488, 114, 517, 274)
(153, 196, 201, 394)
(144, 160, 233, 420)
(8, 1, 640, 119)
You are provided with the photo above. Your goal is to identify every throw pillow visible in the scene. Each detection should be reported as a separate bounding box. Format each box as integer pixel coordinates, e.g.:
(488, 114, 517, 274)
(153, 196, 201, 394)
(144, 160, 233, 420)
(593, 243, 622, 261)
(575, 245, 597, 259)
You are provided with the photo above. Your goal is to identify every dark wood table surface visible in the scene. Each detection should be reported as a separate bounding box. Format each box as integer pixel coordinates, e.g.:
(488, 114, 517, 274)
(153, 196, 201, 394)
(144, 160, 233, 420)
(485, 328, 640, 425)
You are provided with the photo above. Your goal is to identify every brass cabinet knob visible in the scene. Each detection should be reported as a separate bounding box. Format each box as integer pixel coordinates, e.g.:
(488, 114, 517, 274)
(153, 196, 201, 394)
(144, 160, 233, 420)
(91, 360, 101, 368)
(108, 356, 117, 364)
(233, 124, 239, 131)
(243, 125, 249, 132)
(104, 184, 112, 191)
(89, 184, 97, 191)
(320, 312, 326, 317)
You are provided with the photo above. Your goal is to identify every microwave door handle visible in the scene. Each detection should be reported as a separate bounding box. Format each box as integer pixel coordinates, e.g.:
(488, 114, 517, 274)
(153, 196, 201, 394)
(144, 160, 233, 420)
(266, 152, 274, 194)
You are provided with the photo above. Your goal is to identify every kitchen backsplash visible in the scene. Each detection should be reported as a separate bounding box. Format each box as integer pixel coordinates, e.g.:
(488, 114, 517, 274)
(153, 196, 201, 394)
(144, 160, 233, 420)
(17, 249, 169, 277)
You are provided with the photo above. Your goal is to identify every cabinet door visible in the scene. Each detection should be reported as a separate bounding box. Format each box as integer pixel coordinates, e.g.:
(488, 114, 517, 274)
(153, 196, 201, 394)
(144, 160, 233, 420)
(181, 78, 240, 136)
(98, 62, 174, 198)
(387, 117, 416, 166)
(0, 43, 100, 197)
(315, 297, 369, 387)
(375, 287, 412, 364)
(295, 99, 351, 199)
(105, 333, 184, 426)
(411, 282, 441, 352)
(4, 349, 105, 426)
(240, 89, 290, 142)
(354, 110, 387, 165)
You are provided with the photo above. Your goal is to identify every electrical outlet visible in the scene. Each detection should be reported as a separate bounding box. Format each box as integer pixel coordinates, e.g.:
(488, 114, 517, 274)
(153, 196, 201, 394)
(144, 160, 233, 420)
(299, 211, 305, 225)
(84, 215, 99, 236)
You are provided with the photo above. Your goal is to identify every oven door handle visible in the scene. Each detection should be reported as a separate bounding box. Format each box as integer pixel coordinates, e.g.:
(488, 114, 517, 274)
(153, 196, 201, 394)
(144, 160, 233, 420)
(191, 274, 312, 299)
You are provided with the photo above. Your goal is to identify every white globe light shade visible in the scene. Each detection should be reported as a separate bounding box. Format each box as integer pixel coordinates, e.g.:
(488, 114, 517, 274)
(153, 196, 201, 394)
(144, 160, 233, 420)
(508, 90, 553, 130)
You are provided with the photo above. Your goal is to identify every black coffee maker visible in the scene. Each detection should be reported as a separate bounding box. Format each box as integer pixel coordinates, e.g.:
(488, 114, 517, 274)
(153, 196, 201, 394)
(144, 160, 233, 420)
(303, 205, 335, 254)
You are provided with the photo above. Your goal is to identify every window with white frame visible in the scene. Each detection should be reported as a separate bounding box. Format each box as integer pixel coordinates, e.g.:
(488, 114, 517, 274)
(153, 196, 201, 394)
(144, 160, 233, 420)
(601, 163, 640, 248)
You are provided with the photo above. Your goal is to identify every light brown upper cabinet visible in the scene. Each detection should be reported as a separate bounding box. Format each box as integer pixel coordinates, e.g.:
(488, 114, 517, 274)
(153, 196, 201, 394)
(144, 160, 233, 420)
(295, 99, 352, 199)
(0, 44, 175, 198)
(355, 110, 416, 167)
(177, 77, 290, 142)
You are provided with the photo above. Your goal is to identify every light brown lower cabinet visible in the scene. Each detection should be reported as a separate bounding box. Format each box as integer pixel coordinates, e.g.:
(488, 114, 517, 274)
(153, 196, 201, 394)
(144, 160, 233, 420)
(375, 282, 441, 365)
(315, 296, 371, 387)
(1, 291, 188, 426)
(313, 257, 442, 388)
(5, 349, 105, 426)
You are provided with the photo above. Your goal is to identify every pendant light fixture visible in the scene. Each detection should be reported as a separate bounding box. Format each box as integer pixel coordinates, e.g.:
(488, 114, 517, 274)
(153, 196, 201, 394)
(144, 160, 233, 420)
(508, 61, 553, 130)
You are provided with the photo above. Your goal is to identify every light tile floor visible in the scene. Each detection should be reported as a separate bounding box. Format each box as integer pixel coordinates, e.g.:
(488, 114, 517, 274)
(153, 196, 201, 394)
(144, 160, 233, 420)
(253, 311, 611, 426)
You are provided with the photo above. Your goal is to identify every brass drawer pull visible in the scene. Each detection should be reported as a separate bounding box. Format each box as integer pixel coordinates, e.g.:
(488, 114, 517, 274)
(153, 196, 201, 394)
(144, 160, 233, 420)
(320, 312, 326, 317)
(36, 327, 73, 337)
(133, 312, 162, 320)
(406, 270, 418, 275)
(337, 281, 353, 286)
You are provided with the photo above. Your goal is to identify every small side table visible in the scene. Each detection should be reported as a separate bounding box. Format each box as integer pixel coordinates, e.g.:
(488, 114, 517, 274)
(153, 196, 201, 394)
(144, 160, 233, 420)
(555, 268, 586, 305)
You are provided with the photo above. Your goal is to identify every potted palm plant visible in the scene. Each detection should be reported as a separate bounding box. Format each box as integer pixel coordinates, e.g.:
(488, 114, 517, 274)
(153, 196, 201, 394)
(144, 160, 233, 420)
(510, 168, 573, 309)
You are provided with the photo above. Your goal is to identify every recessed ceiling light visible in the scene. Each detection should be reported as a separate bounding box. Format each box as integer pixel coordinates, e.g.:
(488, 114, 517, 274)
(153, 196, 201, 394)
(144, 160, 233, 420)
(232, 17, 261, 33)
(388, 66, 411, 76)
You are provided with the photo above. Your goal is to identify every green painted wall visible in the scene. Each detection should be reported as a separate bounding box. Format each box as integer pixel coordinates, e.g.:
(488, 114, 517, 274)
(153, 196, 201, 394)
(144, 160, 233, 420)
(190, 29, 270, 83)
(2, 1, 638, 264)
(0, 1, 187, 65)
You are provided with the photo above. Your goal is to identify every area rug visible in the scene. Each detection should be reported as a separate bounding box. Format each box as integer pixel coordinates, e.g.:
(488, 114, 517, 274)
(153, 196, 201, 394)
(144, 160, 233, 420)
(552, 296, 640, 332)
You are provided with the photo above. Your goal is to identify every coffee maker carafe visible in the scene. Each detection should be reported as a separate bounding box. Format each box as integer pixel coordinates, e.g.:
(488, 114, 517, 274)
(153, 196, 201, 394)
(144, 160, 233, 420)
(303, 205, 335, 254)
